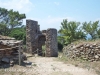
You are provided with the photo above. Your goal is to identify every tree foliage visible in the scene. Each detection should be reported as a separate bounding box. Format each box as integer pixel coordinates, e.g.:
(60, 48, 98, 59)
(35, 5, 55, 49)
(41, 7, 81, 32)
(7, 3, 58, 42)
(58, 19, 86, 45)
(0, 8, 9, 35)
(82, 21, 99, 39)
(0, 7, 26, 44)
(9, 26, 26, 44)
(8, 9, 26, 29)
(97, 28, 100, 37)
(0, 7, 26, 36)
(58, 19, 100, 47)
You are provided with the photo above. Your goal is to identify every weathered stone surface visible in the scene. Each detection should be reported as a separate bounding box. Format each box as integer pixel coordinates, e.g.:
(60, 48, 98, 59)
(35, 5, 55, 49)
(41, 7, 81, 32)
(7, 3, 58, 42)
(0, 35, 26, 66)
(63, 43, 100, 61)
(46, 28, 58, 57)
(26, 20, 58, 57)
(0, 35, 15, 40)
(1, 57, 10, 63)
(26, 20, 38, 54)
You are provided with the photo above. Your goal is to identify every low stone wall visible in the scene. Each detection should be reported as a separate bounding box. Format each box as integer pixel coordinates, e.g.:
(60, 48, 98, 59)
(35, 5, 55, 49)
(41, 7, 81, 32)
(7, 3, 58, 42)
(63, 42, 100, 61)
(0, 36, 26, 66)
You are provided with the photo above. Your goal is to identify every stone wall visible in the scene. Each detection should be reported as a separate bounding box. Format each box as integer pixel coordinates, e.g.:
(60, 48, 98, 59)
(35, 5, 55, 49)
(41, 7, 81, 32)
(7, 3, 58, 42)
(0, 35, 26, 66)
(63, 42, 100, 61)
(46, 28, 58, 57)
(26, 20, 38, 54)
(26, 19, 58, 57)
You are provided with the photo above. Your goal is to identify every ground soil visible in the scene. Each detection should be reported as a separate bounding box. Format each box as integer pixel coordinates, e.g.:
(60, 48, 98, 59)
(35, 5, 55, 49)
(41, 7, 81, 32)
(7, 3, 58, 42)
(0, 55, 97, 75)
(24, 56, 97, 75)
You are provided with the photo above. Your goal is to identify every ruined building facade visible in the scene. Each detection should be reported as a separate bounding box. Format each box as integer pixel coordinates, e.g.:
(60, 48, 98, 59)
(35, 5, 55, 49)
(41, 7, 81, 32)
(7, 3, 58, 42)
(26, 20, 58, 57)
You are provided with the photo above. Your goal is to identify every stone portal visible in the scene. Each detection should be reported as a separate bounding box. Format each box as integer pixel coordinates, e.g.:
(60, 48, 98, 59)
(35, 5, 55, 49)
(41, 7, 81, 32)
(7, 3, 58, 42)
(26, 20, 58, 57)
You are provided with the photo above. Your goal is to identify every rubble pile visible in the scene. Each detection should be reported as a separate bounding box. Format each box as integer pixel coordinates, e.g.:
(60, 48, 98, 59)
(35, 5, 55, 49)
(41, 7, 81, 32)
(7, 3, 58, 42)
(63, 42, 100, 61)
(0, 35, 26, 66)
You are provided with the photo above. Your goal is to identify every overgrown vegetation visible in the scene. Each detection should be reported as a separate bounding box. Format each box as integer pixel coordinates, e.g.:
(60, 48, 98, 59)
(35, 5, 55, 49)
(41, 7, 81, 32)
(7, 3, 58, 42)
(9, 27, 26, 44)
(58, 19, 100, 51)
(42, 45, 46, 56)
(0, 7, 26, 44)
(57, 19, 100, 75)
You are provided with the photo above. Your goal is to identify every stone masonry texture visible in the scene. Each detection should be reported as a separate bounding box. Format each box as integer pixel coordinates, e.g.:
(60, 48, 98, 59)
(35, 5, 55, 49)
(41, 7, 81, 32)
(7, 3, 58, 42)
(26, 19, 58, 57)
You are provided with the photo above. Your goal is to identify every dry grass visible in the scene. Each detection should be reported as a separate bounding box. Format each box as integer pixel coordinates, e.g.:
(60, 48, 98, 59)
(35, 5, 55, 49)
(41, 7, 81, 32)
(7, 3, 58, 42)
(71, 39, 100, 45)
(60, 39, 100, 75)
(58, 52, 100, 75)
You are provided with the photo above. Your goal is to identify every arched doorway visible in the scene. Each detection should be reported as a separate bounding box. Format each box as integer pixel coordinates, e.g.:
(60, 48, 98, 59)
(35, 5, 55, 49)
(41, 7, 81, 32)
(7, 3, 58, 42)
(38, 34, 46, 56)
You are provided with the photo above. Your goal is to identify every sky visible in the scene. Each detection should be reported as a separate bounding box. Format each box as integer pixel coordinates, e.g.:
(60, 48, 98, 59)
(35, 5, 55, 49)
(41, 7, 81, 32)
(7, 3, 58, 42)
(0, 0, 100, 30)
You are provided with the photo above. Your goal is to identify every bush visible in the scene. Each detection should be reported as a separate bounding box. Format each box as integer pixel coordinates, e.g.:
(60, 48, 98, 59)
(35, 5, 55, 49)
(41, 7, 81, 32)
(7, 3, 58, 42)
(58, 42, 63, 52)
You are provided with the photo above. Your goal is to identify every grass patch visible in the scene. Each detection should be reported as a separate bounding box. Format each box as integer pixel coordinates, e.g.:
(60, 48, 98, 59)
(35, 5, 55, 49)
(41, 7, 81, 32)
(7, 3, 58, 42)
(32, 63, 37, 67)
(42, 45, 46, 56)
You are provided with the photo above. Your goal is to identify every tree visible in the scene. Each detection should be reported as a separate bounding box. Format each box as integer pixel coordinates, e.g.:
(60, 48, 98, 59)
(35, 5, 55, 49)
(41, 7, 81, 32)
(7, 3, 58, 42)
(58, 19, 86, 45)
(9, 26, 26, 44)
(0, 8, 9, 35)
(82, 21, 99, 39)
(8, 9, 26, 29)
(97, 29, 100, 38)
(0, 23, 9, 35)
(0, 7, 8, 22)
(0, 7, 26, 36)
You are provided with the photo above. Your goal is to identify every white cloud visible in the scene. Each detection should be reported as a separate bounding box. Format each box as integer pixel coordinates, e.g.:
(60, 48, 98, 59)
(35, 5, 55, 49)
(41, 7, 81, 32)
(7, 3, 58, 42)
(26, 17, 75, 30)
(95, 18, 100, 21)
(0, 0, 34, 13)
(54, 2, 60, 6)
(46, 17, 74, 24)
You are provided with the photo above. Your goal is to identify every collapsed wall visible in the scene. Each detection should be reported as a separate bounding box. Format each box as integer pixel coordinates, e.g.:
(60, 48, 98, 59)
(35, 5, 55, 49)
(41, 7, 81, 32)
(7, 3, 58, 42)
(63, 42, 100, 61)
(0, 35, 26, 66)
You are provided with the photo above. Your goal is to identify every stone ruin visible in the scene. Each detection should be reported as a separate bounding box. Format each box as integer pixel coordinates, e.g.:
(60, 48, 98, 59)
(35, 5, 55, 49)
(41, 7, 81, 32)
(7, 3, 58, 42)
(0, 35, 27, 66)
(26, 20, 58, 57)
(63, 42, 100, 61)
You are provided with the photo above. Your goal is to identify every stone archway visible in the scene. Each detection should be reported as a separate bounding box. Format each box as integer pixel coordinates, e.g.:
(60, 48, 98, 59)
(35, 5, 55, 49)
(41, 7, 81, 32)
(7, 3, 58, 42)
(26, 20, 58, 57)
(37, 35, 46, 56)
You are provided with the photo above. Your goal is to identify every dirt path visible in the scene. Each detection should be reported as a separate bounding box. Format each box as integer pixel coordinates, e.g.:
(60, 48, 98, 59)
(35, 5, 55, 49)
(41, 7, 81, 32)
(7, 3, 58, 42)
(24, 57, 97, 75)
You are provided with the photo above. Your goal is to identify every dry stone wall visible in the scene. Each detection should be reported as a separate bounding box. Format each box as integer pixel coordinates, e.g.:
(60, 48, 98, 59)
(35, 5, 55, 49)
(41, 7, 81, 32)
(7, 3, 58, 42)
(0, 35, 26, 66)
(63, 42, 100, 61)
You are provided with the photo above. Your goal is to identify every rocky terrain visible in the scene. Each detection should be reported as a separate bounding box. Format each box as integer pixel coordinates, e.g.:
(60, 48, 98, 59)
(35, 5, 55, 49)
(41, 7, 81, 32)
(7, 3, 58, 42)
(63, 40, 100, 61)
